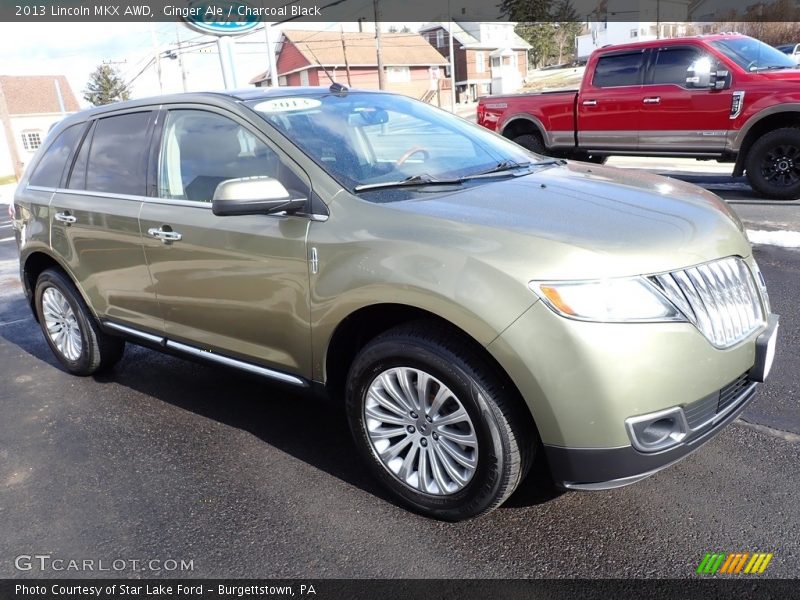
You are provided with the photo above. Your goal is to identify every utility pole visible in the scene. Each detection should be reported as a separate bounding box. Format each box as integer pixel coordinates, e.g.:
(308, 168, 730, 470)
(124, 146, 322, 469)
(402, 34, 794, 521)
(341, 26, 352, 86)
(150, 23, 163, 93)
(447, 2, 456, 111)
(373, 0, 386, 90)
(175, 24, 188, 92)
(264, 22, 279, 87)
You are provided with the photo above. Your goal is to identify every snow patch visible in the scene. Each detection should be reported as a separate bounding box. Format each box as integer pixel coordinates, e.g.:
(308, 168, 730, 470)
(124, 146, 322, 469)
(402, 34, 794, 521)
(747, 229, 800, 249)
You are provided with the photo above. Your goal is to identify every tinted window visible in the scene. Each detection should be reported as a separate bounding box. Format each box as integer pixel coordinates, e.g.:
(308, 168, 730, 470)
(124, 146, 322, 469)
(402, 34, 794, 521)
(158, 110, 300, 202)
(86, 112, 152, 195)
(652, 48, 705, 86)
(593, 52, 644, 87)
(67, 122, 94, 190)
(28, 124, 84, 188)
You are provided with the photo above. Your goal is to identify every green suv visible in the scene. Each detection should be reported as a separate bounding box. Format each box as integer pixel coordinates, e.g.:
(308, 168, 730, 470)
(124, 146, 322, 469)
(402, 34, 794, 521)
(12, 86, 778, 520)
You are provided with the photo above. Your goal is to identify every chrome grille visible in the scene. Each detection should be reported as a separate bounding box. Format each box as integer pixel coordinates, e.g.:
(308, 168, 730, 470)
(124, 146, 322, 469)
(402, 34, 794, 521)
(650, 257, 764, 348)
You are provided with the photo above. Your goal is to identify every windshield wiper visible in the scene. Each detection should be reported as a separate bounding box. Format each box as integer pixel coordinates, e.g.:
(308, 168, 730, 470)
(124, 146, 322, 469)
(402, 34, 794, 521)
(462, 158, 563, 180)
(354, 173, 463, 192)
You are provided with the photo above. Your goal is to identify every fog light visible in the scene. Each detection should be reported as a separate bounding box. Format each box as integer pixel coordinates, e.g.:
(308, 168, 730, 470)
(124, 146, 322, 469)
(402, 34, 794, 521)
(625, 407, 688, 453)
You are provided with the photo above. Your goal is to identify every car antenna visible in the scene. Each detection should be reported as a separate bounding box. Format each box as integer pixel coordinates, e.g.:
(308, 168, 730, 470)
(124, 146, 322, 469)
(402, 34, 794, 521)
(329, 82, 348, 96)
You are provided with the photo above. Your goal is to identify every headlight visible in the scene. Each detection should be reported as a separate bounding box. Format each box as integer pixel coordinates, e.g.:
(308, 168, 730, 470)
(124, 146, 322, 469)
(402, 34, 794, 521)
(529, 277, 685, 322)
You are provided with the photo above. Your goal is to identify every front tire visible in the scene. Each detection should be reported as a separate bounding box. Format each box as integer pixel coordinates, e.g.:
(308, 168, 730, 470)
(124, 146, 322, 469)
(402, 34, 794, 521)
(745, 127, 800, 199)
(345, 321, 535, 521)
(34, 268, 125, 376)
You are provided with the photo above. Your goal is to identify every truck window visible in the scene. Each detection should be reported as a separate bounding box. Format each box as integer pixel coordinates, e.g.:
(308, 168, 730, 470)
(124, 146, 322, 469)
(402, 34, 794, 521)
(592, 52, 644, 87)
(28, 124, 84, 188)
(652, 48, 705, 86)
(85, 112, 153, 196)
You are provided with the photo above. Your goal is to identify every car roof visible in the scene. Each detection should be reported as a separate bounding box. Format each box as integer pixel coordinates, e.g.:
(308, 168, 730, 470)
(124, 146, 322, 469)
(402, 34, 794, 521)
(595, 33, 749, 55)
(62, 86, 388, 122)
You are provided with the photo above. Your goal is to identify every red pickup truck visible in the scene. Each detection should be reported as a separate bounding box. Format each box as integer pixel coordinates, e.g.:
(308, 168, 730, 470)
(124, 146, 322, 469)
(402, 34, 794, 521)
(477, 34, 800, 199)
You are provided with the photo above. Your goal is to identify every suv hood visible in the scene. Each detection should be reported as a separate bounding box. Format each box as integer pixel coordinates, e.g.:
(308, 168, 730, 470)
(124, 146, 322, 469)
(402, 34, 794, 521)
(385, 162, 751, 280)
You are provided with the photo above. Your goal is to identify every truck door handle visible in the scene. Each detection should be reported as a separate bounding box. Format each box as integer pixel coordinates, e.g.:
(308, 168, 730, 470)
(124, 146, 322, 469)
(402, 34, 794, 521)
(643, 96, 661, 104)
(581, 99, 597, 106)
(147, 227, 183, 243)
(54, 212, 77, 225)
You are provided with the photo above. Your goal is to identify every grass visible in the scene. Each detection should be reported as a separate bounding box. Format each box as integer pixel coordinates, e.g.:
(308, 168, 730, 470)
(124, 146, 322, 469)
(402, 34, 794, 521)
(0, 175, 17, 185)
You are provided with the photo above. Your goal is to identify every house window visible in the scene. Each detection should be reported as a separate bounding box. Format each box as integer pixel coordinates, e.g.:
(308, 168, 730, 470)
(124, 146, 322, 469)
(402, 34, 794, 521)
(476, 51, 485, 73)
(299, 69, 309, 86)
(279, 75, 288, 86)
(387, 66, 411, 82)
(630, 29, 638, 38)
(491, 56, 501, 69)
(21, 131, 42, 152)
(436, 30, 444, 48)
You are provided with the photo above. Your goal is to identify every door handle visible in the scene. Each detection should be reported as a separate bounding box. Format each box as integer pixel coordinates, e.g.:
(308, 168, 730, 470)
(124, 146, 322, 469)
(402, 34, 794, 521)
(643, 96, 661, 104)
(581, 99, 598, 106)
(147, 227, 183, 243)
(54, 212, 77, 225)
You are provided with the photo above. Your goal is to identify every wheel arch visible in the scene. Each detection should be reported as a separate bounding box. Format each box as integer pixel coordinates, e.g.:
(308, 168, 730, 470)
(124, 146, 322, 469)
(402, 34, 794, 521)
(733, 108, 800, 176)
(21, 250, 95, 323)
(500, 114, 548, 146)
(322, 302, 536, 434)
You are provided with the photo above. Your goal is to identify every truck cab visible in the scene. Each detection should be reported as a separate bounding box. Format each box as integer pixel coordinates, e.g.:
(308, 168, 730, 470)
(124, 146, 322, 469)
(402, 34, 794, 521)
(478, 34, 800, 199)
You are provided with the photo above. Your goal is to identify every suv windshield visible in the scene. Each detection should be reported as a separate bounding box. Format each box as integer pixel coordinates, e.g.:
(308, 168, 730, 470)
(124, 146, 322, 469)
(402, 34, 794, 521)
(249, 92, 537, 191)
(711, 37, 797, 71)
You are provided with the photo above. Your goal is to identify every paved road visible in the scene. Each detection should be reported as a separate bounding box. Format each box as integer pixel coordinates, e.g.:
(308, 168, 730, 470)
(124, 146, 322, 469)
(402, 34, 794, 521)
(0, 183, 798, 579)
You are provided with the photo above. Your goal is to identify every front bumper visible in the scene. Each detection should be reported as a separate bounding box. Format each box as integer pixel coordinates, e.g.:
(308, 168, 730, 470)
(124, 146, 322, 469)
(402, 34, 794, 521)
(545, 376, 758, 490)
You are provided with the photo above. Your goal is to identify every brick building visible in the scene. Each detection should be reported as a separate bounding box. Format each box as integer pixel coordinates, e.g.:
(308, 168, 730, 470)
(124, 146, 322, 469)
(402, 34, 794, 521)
(250, 30, 450, 105)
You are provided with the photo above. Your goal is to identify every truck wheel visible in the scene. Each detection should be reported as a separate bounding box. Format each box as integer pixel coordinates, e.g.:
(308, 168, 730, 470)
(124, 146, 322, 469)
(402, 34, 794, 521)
(345, 321, 535, 521)
(35, 268, 125, 376)
(512, 133, 546, 155)
(745, 127, 800, 199)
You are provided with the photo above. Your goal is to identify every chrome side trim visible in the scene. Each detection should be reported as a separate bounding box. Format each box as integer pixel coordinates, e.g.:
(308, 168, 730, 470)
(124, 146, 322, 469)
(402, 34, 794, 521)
(562, 469, 661, 491)
(104, 321, 165, 344)
(165, 340, 307, 387)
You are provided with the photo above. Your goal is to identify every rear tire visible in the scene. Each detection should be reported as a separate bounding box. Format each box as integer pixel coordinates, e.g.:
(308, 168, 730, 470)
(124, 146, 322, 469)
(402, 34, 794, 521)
(345, 321, 535, 521)
(34, 268, 125, 376)
(512, 133, 546, 155)
(745, 127, 800, 200)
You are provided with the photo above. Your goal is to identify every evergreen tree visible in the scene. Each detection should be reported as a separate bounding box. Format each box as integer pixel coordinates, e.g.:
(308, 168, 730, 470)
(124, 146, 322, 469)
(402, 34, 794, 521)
(83, 64, 131, 106)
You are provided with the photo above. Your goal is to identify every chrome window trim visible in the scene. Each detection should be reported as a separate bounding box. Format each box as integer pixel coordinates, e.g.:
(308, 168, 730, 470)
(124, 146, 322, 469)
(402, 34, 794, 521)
(26, 185, 57, 193)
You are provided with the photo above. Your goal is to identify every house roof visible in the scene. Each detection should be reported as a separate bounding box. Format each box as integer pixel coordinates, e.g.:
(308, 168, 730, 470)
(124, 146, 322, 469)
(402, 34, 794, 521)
(419, 21, 531, 50)
(0, 75, 80, 115)
(282, 29, 449, 68)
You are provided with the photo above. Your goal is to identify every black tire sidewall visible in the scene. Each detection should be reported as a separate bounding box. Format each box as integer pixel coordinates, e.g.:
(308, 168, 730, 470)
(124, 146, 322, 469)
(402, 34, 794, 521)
(346, 337, 511, 520)
(512, 133, 546, 155)
(34, 270, 98, 375)
(746, 128, 800, 200)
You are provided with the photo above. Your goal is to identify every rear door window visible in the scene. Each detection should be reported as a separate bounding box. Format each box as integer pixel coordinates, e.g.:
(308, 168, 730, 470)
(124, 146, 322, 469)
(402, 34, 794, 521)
(85, 112, 154, 196)
(592, 52, 645, 87)
(28, 124, 85, 188)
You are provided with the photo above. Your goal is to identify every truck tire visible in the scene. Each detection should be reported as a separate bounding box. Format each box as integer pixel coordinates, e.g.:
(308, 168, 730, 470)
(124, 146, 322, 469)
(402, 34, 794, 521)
(34, 268, 125, 376)
(345, 320, 536, 521)
(512, 133, 546, 155)
(745, 127, 800, 200)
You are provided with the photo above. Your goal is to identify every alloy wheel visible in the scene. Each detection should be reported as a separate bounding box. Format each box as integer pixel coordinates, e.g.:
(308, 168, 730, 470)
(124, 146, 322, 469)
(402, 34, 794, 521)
(41, 287, 82, 362)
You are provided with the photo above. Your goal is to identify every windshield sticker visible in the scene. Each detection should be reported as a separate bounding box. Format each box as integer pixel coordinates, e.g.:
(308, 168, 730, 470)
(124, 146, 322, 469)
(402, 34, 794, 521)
(254, 98, 322, 113)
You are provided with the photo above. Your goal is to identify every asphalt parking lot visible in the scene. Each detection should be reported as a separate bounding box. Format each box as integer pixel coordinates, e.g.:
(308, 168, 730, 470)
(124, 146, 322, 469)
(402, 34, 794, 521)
(0, 170, 798, 579)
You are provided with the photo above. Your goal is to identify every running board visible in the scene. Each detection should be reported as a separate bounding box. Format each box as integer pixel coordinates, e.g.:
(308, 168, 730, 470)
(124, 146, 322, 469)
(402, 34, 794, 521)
(103, 321, 308, 388)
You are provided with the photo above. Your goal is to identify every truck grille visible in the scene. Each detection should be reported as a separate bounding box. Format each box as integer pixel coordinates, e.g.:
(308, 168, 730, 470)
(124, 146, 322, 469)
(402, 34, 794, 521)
(650, 257, 764, 349)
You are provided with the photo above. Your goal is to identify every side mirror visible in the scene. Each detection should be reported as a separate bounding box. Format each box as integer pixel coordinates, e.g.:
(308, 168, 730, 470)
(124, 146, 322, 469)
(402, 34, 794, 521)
(211, 177, 307, 217)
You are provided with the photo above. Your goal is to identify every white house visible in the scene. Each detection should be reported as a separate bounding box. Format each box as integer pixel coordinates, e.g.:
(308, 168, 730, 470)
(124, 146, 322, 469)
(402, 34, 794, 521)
(0, 75, 79, 179)
(576, 0, 692, 60)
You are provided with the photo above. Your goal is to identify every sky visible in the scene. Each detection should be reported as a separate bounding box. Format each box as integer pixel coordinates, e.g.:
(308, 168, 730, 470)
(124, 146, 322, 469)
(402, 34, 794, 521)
(0, 18, 424, 107)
